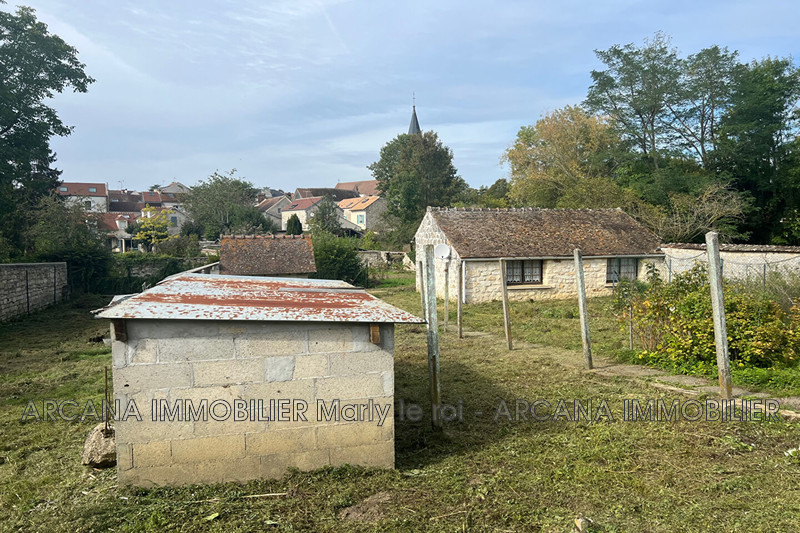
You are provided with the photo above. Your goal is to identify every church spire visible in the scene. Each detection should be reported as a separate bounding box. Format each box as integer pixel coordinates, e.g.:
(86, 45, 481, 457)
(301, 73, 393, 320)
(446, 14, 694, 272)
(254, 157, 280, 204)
(408, 96, 421, 135)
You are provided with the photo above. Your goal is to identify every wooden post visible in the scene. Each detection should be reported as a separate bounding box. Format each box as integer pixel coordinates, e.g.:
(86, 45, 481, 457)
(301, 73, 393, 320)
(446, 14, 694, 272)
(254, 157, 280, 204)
(499, 260, 512, 350)
(706, 231, 733, 400)
(423, 245, 442, 430)
(457, 260, 463, 339)
(573, 249, 593, 369)
(443, 262, 449, 333)
(628, 304, 634, 350)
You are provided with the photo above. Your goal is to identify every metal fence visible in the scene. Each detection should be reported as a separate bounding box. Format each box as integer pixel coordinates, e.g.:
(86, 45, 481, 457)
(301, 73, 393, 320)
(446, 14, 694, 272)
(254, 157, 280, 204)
(663, 251, 800, 310)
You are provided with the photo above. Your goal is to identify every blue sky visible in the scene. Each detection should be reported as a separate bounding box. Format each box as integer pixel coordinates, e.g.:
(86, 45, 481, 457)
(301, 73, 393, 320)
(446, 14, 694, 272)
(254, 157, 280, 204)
(9, 0, 800, 192)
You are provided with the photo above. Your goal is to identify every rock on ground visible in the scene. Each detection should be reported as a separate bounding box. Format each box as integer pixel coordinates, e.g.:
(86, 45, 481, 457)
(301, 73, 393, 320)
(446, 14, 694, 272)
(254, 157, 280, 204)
(81, 423, 116, 468)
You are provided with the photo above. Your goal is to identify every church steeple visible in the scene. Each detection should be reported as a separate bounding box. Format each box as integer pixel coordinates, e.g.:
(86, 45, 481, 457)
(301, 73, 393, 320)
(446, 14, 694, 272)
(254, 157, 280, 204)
(408, 103, 421, 135)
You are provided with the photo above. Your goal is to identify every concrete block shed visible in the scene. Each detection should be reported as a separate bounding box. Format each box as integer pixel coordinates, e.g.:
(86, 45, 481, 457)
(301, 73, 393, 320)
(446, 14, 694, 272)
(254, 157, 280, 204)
(96, 273, 423, 487)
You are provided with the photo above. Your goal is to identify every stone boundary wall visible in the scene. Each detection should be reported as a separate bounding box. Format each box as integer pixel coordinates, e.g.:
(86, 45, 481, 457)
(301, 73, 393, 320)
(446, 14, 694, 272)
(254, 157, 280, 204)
(112, 319, 395, 486)
(0, 263, 68, 322)
(358, 250, 413, 270)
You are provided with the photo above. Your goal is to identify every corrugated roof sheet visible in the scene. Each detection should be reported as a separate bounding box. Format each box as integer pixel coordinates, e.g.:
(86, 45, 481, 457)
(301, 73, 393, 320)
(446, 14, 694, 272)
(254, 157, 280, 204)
(425, 207, 662, 259)
(95, 273, 424, 323)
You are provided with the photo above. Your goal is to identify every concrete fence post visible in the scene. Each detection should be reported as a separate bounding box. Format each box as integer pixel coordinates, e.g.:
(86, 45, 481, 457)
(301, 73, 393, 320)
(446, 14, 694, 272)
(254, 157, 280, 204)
(706, 231, 733, 400)
(573, 249, 593, 370)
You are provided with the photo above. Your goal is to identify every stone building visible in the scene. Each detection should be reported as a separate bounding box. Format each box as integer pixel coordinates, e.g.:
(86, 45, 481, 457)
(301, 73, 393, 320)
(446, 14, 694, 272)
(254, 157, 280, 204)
(96, 273, 423, 487)
(414, 207, 664, 303)
(219, 234, 316, 277)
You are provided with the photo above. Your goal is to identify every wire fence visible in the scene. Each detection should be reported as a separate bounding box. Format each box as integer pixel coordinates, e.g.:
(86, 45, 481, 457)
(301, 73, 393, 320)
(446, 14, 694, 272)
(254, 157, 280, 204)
(663, 251, 800, 311)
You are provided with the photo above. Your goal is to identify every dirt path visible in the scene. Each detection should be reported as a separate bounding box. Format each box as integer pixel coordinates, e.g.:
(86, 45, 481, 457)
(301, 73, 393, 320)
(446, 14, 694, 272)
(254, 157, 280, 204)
(467, 330, 800, 420)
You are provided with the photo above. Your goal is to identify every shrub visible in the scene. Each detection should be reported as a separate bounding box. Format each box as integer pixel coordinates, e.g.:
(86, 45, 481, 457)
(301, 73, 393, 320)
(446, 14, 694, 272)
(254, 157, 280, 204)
(618, 265, 800, 370)
(311, 231, 368, 287)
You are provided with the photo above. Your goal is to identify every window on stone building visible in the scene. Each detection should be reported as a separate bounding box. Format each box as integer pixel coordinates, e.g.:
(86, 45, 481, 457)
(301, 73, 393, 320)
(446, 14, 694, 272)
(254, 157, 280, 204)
(606, 258, 638, 283)
(506, 260, 543, 285)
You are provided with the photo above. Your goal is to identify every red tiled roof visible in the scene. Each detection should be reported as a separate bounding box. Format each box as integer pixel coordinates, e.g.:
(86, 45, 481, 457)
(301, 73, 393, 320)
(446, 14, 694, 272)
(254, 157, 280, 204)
(257, 195, 289, 212)
(56, 182, 107, 197)
(335, 180, 380, 196)
(338, 196, 382, 211)
(284, 197, 323, 212)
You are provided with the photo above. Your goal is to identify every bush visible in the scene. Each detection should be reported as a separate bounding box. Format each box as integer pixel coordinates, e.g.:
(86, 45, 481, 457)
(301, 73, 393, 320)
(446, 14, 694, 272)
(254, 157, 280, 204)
(618, 265, 800, 370)
(311, 231, 368, 287)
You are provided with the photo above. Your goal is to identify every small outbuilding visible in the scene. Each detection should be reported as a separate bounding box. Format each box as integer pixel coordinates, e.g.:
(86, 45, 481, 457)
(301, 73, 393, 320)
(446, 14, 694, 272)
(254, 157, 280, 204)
(220, 234, 317, 277)
(414, 207, 663, 303)
(96, 273, 423, 487)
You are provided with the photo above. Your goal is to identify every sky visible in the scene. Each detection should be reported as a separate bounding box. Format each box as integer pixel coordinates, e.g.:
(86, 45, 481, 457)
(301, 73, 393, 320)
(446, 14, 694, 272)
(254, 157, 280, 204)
(7, 0, 800, 193)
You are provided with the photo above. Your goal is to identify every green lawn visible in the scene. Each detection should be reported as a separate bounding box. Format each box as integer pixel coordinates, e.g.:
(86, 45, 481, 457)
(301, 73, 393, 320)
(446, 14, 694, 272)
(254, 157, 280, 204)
(0, 289, 799, 531)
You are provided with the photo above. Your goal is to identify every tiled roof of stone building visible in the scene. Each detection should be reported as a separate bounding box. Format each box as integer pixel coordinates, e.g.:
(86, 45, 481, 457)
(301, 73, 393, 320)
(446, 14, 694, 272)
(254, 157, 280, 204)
(220, 235, 317, 276)
(426, 207, 662, 259)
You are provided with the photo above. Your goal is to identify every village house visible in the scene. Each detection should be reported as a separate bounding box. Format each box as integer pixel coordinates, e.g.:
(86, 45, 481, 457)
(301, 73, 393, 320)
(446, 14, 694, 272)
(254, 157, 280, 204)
(414, 207, 663, 303)
(338, 196, 387, 232)
(56, 182, 109, 212)
(219, 235, 316, 277)
(281, 196, 360, 233)
(257, 195, 292, 229)
(96, 273, 423, 486)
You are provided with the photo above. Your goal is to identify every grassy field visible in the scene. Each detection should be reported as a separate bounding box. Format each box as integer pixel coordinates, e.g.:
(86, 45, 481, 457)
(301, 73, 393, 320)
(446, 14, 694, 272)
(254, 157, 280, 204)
(1, 287, 800, 531)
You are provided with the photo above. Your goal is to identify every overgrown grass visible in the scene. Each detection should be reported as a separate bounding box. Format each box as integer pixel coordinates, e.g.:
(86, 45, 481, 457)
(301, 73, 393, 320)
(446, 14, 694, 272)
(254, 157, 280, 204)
(1, 289, 799, 531)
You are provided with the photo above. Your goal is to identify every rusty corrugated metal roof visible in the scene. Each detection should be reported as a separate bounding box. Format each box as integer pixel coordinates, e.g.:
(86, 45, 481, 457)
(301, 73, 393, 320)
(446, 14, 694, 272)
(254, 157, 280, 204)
(95, 273, 424, 323)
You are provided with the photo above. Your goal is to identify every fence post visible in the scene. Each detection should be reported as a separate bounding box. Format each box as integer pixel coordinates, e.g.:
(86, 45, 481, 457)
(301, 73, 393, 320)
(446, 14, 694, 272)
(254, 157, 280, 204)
(499, 260, 512, 350)
(573, 249, 593, 369)
(423, 245, 442, 430)
(763, 264, 767, 289)
(457, 260, 463, 339)
(443, 262, 449, 333)
(668, 258, 672, 283)
(628, 304, 634, 350)
(25, 269, 30, 315)
(417, 262, 427, 322)
(706, 231, 733, 400)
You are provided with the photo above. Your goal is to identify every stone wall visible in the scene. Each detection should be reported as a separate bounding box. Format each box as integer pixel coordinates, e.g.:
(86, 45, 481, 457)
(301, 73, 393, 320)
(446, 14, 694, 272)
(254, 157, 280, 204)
(358, 250, 413, 270)
(0, 263, 68, 322)
(111, 319, 395, 486)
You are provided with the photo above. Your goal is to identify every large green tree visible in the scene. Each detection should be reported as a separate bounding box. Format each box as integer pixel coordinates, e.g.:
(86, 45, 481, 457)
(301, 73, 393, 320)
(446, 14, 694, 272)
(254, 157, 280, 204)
(368, 130, 466, 243)
(0, 3, 94, 257)
(184, 170, 275, 239)
(586, 32, 681, 169)
(712, 57, 800, 242)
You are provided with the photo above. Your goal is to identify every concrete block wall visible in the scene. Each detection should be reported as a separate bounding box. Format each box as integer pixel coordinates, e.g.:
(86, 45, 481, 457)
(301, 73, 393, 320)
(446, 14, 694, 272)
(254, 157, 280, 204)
(112, 319, 395, 487)
(0, 263, 68, 322)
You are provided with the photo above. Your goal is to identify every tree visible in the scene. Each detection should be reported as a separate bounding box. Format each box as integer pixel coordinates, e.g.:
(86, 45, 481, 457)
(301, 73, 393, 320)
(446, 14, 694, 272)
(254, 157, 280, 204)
(712, 57, 800, 242)
(24, 194, 109, 291)
(504, 106, 622, 207)
(311, 231, 367, 286)
(308, 197, 342, 236)
(637, 183, 747, 242)
(132, 206, 174, 252)
(586, 32, 681, 169)
(666, 46, 739, 168)
(368, 130, 466, 243)
(0, 3, 94, 257)
(184, 170, 272, 239)
(286, 214, 302, 235)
